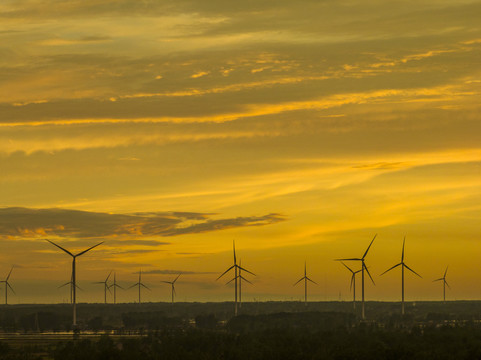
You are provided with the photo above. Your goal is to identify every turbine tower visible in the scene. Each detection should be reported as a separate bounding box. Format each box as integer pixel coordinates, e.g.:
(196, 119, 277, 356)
(433, 266, 450, 303)
(336, 234, 376, 320)
(161, 274, 181, 304)
(293, 261, 317, 306)
(108, 272, 123, 304)
(129, 269, 150, 304)
(340, 261, 361, 310)
(217, 240, 255, 316)
(93, 270, 112, 304)
(380, 237, 422, 315)
(0, 266, 15, 305)
(46, 239, 103, 327)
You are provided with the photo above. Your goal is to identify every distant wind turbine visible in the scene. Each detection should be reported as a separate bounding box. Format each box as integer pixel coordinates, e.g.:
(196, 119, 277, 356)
(129, 269, 150, 304)
(93, 270, 112, 304)
(46, 239, 103, 326)
(161, 274, 181, 304)
(380, 237, 422, 315)
(0, 266, 15, 305)
(340, 261, 361, 310)
(217, 240, 255, 316)
(228, 259, 253, 309)
(108, 272, 123, 304)
(336, 234, 377, 319)
(293, 261, 317, 306)
(433, 266, 450, 303)
(58, 273, 82, 304)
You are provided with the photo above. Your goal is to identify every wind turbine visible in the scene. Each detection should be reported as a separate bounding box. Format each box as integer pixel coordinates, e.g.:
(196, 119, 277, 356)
(93, 270, 112, 304)
(433, 266, 450, 303)
(217, 240, 255, 316)
(46, 239, 103, 326)
(0, 266, 15, 305)
(129, 269, 150, 304)
(58, 273, 82, 304)
(293, 261, 317, 306)
(336, 234, 377, 320)
(380, 237, 422, 315)
(229, 259, 253, 309)
(340, 262, 361, 310)
(161, 274, 181, 304)
(108, 272, 124, 304)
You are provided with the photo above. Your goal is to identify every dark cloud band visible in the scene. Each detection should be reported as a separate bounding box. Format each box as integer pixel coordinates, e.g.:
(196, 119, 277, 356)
(0, 207, 285, 240)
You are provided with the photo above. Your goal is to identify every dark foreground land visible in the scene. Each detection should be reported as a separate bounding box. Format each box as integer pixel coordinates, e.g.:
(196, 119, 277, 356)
(2, 301, 481, 359)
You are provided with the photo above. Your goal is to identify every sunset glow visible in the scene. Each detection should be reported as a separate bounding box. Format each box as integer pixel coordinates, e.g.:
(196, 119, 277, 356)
(1, 0, 480, 304)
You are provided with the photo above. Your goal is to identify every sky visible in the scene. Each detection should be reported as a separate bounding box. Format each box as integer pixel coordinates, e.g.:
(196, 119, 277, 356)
(0, 0, 480, 304)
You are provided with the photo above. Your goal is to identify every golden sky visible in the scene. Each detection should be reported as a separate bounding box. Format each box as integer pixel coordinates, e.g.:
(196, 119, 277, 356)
(0, 0, 480, 304)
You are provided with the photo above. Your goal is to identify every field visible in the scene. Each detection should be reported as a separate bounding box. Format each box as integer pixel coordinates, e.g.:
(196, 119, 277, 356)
(2, 301, 481, 359)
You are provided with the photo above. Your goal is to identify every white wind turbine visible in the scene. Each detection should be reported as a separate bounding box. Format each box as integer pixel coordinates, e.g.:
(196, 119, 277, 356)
(293, 261, 317, 306)
(336, 234, 377, 319)
(108, 272, 124, 304)
(217, 240, 255, 316)
(380, 237, 422, 315)
(129, 269, 150, 304)
(226, 259, 253, 309)
(46, 239, 103, 326)
(58, 273, 82, 304)
(433, 266, 450, 303)
(0, 266, 15, 305)
(93, 270, 112, 304)
(340, 262, 361, 310)
(161, 274, 181, 304)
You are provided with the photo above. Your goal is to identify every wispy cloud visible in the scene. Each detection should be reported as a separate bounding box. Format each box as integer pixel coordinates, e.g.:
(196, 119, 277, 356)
(0, 207, 286, 240)
(142, 269, 216, 275)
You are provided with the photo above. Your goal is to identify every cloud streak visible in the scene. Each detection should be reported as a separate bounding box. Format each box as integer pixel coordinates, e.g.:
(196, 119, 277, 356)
(0, 207, 285, 240)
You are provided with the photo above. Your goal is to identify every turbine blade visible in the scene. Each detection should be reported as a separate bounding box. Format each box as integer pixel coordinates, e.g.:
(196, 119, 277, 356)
(128, 283, 139, 289)
(306, 277, 317, 285)
(364, 263, 376, 285)
(161, 281, 172, 284)
(237, 265, 255, 276)
(239, 275, 253, 285)
(45, 239, 74, 257)
(225, 277, 236, 285)
(380, 263, 401, 276)
(335, 258, 361, 261)
(433, 278, 443, 282)
(350, 274, 354, 291)
(340, 261, 354, 274)
(58, 282, 70, 289)
(404, 264, 422, 278)
(401, 236, 405, 262)
(216, 265, 235, 280)
(444, 266, 448, 278)
(233, 239, 236, 265)
(173, 287, 176, 296)
(107, 286, 112, 294)
(362, 234, 377, 259)
(293, 277, 304, 286)
(6, 266, 14, 281)
(7, 283, 15, 294)
(173, 274, 181, 283)
(76, 241, 104, 257)
(140, 283, 151, 291)
(445, 280, 451, 289)
(106, 270, 113, 282)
